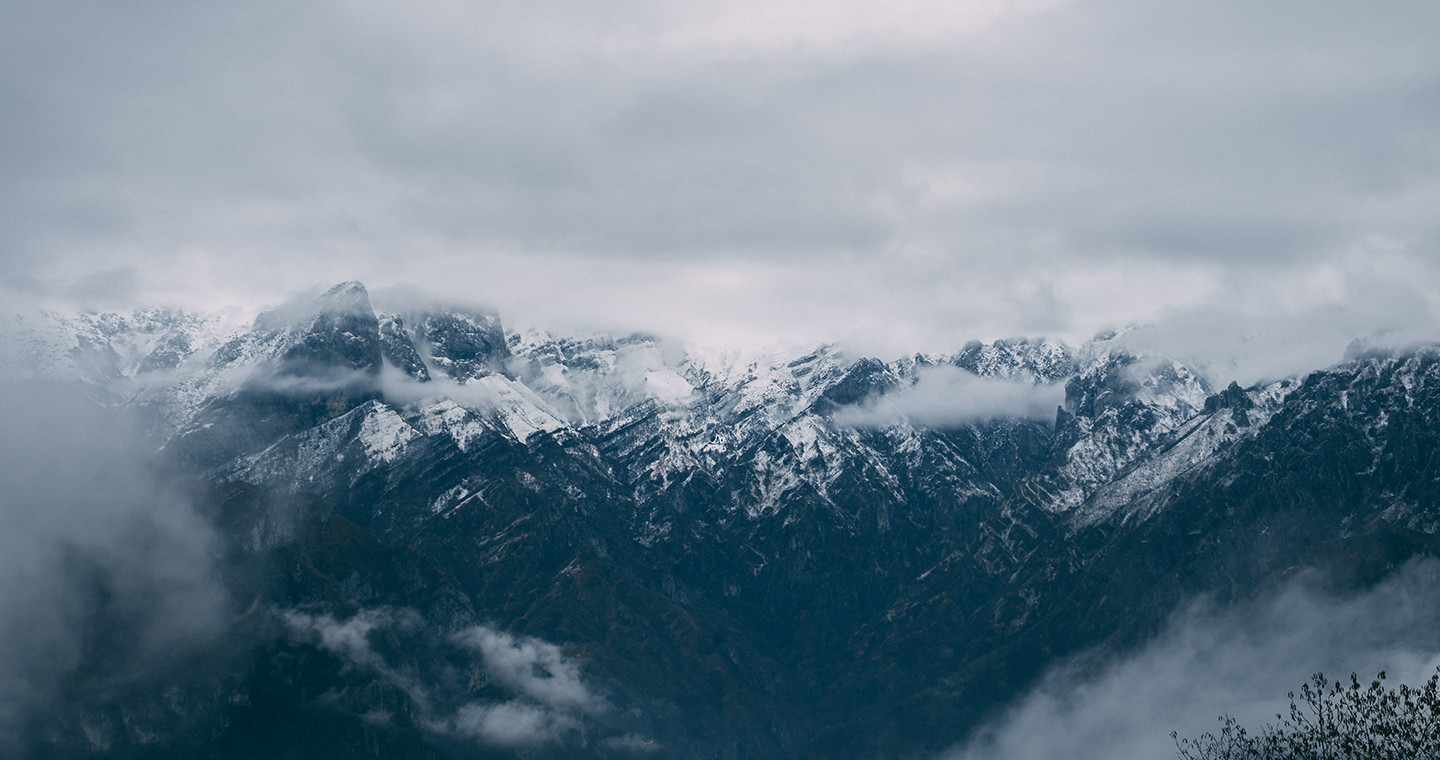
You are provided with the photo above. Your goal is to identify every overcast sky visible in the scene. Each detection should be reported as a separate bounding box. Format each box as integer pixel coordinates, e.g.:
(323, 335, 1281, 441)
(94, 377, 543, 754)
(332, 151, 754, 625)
(3, 0, 1439, 366)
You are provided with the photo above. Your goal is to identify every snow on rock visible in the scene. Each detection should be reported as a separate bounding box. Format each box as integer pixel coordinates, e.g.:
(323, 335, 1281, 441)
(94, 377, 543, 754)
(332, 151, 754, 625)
(1073, 377, 1299, 527)
(780, 416, 834, 464)
(223, 403, 376, 487)
(952, 337, 1075, 381)
(16, 284, 1392, 539)
(218, 399, 424, 490)
(0, 308, 231, 385)
(468, 374, 570, 443)
(358, 403, 421, 463)
(414, 400, 491, 453)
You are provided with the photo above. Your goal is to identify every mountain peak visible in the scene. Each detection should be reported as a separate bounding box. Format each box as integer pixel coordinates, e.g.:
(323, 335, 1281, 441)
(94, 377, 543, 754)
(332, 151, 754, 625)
(316, 281, 374, 315)
(273, 282, 382, 377)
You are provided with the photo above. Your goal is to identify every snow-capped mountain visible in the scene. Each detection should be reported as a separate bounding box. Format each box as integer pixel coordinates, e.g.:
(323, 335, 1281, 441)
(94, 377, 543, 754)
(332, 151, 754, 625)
(9, 281, 1440, 759)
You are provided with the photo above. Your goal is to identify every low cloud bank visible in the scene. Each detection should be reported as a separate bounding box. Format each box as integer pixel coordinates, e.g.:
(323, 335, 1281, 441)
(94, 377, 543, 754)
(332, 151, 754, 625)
(837, 365, 1065, 427)
(948, 559, 1440, 760)
(1105, 251, 1440, 387)
(0, 382, 226, 748)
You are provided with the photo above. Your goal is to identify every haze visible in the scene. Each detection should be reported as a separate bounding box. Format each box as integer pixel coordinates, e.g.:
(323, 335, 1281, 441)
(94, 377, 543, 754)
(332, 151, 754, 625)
(3, 0, 1439, 372)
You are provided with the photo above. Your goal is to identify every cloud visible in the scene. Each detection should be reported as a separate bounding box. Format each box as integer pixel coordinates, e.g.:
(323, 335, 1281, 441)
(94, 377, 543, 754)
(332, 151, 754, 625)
(947, 559, 1440, 760)
(595, 0, 1066, 60)
(282, 607, 420, 675)
(0, 381, 226, 748)
(603, 732, 663, 754)
(240, 365, 379, 395)
(447, 700, 581, 749)
(3, 1, 1439, 359)
(836, 365, 1065, 427)
(1104, 246, 1440, 385)
(455, 625, 609, 715)
(282, 607, 635, 751)
(436, 624, 614, 747)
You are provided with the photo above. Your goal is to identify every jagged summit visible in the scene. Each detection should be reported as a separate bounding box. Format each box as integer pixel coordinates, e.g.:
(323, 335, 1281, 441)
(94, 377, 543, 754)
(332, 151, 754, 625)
(13, 280, 1253, 530)
(953, 336, 1075, 381)
(250, 280, 373, 331)
(321, 279, 370, 302)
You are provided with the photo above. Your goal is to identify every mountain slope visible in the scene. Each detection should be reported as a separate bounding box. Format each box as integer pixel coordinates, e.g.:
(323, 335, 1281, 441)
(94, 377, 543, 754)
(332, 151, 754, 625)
(8, 282, 1440, 759)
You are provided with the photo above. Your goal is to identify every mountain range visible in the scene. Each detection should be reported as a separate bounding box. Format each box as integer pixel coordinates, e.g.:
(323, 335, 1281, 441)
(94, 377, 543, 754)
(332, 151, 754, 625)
(5, 280, 1440, 759)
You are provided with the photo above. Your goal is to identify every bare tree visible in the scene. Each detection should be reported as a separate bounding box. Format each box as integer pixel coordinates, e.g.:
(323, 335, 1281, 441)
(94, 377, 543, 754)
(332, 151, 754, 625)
(1174, 668, 1440, 760)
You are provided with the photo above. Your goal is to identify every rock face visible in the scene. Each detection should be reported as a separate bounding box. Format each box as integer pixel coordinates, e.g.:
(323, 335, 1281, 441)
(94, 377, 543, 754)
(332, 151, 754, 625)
(10, 282, 1440, 759)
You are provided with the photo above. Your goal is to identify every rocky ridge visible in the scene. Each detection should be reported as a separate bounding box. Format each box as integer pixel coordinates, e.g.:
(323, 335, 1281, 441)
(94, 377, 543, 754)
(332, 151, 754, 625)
(7, 281, 1440, 759)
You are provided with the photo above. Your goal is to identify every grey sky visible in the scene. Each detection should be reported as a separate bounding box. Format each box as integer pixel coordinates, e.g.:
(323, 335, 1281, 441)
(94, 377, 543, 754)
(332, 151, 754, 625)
(3, 0, 1439, 365)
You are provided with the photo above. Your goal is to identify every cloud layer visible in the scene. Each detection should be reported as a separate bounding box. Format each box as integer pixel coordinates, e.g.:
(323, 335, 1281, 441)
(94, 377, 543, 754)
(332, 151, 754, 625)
(0, 382, 226, 748)
(3, 1, 1439, 359)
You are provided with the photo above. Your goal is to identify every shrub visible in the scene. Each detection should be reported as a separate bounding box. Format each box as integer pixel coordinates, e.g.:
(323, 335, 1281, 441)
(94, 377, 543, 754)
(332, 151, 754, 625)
(1174, 667, 1440, 759)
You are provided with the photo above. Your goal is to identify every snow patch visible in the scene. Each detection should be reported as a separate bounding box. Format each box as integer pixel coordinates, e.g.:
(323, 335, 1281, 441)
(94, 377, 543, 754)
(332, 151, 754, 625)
(470, 375, 570, 442)
(414, 400, 490, 452)
(359, 404, 420, 463)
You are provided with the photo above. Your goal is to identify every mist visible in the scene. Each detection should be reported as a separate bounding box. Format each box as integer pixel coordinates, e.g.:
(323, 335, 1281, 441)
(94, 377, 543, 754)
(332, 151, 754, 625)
(836, 365, 1065, 427)
(1103, 253, 1440, 387)
(283, 606, 652, 751)
(0, 381, 226, 748)
(948, 559, 1440, 760)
